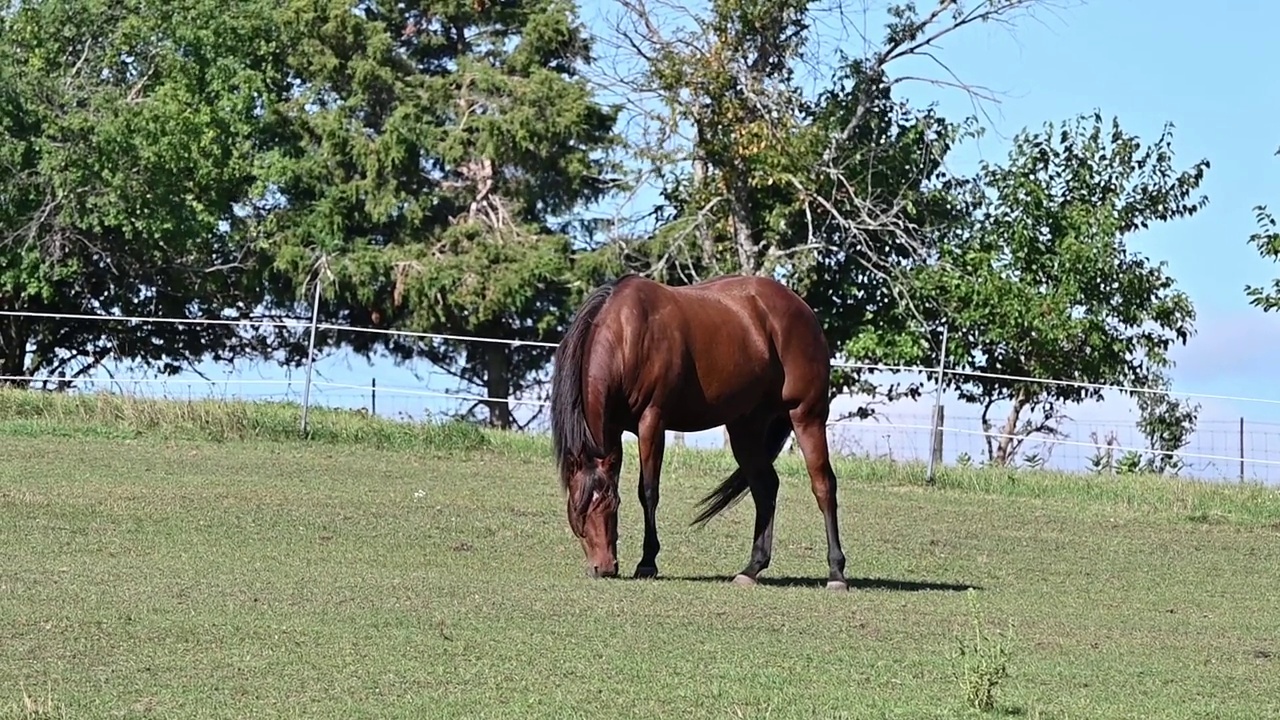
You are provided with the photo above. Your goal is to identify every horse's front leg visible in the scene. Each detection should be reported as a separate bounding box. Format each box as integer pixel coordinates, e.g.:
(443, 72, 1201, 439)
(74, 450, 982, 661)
(634, 408, 666, 579)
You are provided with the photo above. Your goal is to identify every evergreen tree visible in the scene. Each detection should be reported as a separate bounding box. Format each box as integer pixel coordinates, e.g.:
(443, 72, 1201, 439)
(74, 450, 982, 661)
(253, 0, 622, 428)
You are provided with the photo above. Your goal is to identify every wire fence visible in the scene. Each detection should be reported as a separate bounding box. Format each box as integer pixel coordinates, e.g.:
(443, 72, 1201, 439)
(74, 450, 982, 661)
(3, 308, 1280, 485)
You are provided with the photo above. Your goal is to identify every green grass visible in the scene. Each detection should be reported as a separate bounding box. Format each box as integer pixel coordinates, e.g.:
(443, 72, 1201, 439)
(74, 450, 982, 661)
(2, 390, 1279, 718)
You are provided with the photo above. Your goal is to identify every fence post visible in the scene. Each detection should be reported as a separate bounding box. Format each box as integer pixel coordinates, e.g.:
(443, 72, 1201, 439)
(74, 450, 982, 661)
(1239, 416, 1245, 482)
(925, 324, 949, 486)
(371, 377, 377, 418)
(930, 404, 945, 471)
(299, 268, 325, 436)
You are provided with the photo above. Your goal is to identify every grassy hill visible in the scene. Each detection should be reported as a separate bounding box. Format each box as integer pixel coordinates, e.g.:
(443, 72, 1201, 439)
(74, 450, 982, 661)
(2, 390, 1278, 718)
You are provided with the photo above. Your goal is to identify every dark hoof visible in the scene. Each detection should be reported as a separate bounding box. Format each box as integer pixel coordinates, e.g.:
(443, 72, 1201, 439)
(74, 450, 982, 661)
(732, 573, 758, 587)
(826, 579, 849, 592)
(633, 565, 659, 579)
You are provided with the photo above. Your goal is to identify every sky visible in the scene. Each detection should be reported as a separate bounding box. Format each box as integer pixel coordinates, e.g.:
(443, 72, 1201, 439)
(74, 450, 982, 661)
(41, 0, 1280, 483)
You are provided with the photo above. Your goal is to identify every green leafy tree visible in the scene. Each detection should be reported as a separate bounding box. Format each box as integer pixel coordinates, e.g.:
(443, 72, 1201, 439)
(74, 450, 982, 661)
(597, 0, 1055, 411)
(1133, 385, 1200, 476)
(253, 0, 621, 428)
(0, 0, 295, 385)
(793, 68, 977, 411)
(903, 112, 1207, 465)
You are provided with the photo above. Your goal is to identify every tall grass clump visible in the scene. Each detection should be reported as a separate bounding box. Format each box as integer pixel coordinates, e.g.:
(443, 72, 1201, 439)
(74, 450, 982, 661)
(0, 388, 488, 451)
(951, 590, 1014, 713)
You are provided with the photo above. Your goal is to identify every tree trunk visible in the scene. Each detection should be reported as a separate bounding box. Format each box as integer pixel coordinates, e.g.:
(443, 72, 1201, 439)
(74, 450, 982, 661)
(0, 315, 30, 387)
(728, 175, 759, 275)
(692, 140, 716, 271)
(992, 396, 1028, 466)
(485, 345, 512, 430)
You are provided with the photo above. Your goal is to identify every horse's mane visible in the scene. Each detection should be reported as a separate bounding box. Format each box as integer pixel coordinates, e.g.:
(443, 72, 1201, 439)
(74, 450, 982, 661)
(550, 276, 631, 488)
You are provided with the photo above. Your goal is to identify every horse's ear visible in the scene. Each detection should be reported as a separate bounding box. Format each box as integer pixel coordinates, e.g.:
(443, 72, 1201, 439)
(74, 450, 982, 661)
(598, 451, 620, 476)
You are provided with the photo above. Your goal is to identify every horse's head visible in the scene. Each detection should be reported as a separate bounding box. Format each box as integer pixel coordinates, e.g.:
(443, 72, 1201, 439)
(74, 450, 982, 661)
(563, 451, 620, 578)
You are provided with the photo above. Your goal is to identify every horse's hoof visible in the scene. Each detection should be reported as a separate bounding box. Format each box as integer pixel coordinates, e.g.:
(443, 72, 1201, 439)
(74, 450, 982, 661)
(633, 565, 659, 579)
(732, 573, 758, 587)
(826, 579, 849, 592)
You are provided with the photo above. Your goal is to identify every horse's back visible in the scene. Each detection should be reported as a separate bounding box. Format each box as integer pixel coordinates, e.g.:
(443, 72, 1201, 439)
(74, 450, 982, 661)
(599, 275, 829, 427)
(671, 275, 829, 361)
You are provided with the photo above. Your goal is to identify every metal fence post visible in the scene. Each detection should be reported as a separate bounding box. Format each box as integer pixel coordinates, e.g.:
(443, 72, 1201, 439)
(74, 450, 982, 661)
(1239, 416, 1245, 482)
(925, 324, 949, 486)
(299, 264, 325, 436)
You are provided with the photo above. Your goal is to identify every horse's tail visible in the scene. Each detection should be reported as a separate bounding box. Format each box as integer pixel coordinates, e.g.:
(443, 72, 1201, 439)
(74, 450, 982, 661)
(550, 277, 626, 489)
(690, 416, 793, 527)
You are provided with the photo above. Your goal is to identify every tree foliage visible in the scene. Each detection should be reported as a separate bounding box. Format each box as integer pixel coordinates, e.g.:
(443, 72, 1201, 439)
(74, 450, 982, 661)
(597, 0, 1052, 406)
(905, 113, 1207, 465)
(250, 0, 622, 428)
(795, 72, 976, 406)
(0, 0, 293, 384)
(598, 0, 1206, 459)
(1245, 148, 1280, 313)
(0, 0, 1215, 467)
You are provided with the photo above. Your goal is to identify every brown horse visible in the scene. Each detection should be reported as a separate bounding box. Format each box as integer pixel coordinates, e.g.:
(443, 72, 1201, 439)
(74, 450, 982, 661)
(549, 273, 848, 591)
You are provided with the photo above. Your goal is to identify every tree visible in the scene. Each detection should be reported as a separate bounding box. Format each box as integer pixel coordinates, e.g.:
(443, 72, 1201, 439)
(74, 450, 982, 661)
(250, 0, 622, 429)
(901, 112, 1207, 465)
(790, 68, 977, 411)
(594, 0, 1068, 407)
(0, 0, 297, 386)
(1245, 148, 1280, 313)
(1132, 385, 1200, 476)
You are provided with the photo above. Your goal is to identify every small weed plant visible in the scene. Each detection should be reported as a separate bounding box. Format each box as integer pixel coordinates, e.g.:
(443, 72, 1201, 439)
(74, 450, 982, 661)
(951, 590, 1014, 713)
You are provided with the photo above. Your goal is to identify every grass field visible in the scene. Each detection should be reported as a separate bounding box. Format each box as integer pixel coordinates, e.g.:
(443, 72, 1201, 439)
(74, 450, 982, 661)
(3, 390, 1280, 719)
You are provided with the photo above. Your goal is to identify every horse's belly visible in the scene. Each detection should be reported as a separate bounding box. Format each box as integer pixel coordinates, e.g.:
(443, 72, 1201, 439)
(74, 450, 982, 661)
(659, 355, 777, 431)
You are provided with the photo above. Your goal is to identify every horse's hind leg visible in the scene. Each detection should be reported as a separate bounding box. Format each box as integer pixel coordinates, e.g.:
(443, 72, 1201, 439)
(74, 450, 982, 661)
(789, 407, 848, 591)
(728, 414, 792, 585)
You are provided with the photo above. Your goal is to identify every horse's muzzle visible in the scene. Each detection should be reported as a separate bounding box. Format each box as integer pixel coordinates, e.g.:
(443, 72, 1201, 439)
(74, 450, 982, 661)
(588, 562, 619, 579)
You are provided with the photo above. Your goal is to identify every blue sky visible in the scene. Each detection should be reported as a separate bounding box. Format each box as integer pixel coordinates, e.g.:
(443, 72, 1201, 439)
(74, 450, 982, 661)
(49, 1, 1280, 482)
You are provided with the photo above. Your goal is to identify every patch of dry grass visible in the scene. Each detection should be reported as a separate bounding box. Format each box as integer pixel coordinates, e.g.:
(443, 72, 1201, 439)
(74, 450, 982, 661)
(0, 388, 487, 449)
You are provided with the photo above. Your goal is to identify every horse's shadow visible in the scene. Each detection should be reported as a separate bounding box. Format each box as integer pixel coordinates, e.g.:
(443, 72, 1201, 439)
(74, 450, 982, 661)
(654, 574, 982, 592)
